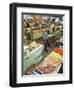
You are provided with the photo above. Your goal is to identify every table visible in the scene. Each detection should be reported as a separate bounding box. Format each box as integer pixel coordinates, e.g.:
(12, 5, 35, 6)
(22, 44, 44, 74)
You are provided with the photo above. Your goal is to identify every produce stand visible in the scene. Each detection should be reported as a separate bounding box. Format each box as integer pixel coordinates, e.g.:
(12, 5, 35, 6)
(31, 29, 62, 40)
(23, 44, 44, 74)
(32, 48, 63, 75)
(32, 29, 43, 40)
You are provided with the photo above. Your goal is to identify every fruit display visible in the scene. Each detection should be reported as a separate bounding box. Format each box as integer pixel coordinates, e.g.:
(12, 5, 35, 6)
(36, 64, 56, 74)
(54, 48, 63, 56)
(49, 51, 62, 61)
(35, 48, 63, 74)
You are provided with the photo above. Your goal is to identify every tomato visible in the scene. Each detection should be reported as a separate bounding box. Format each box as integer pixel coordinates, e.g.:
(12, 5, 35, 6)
(54, 48, 63, 56)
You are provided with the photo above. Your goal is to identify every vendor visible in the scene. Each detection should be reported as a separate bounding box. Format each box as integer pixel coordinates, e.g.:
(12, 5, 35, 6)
(42, 29, 50, 52)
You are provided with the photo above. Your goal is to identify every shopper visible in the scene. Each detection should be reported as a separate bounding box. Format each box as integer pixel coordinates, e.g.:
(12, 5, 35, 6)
(42, 29, 50, 52)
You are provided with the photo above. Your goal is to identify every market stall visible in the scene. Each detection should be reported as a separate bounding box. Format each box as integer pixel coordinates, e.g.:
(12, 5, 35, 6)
(22, 41, 44, 74)
(33, 48, 63, 75)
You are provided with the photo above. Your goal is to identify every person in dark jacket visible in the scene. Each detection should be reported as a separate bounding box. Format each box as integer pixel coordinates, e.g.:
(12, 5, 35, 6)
(43, 29, 50, 52)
